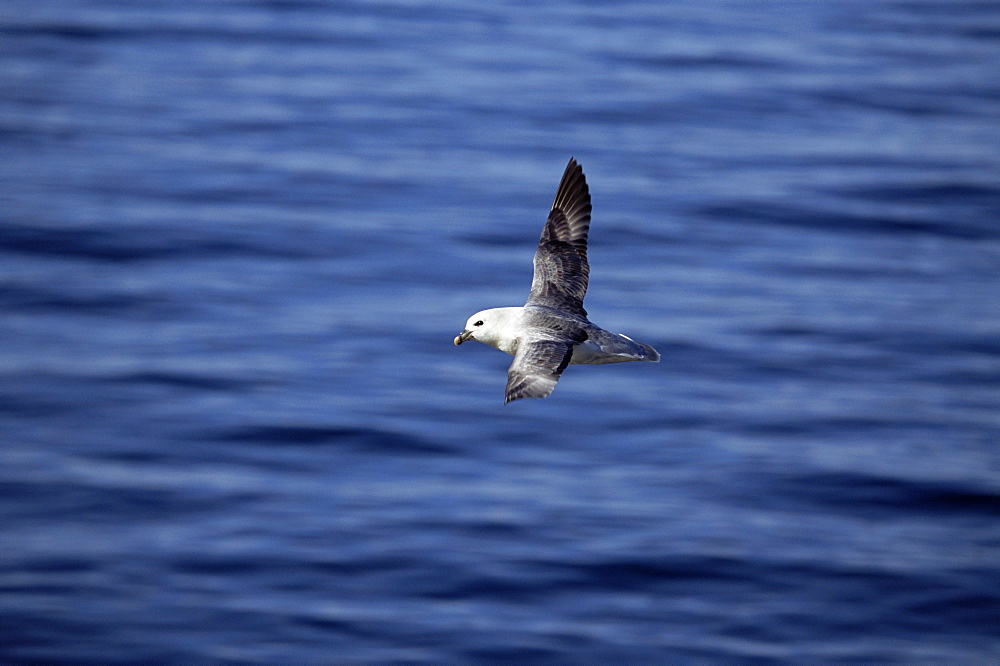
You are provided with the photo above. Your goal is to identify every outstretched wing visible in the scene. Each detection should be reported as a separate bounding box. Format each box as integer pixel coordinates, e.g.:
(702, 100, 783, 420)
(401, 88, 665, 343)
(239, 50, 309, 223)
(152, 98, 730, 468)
(526, 158, 592, 316)
(505, 338, 575, 403)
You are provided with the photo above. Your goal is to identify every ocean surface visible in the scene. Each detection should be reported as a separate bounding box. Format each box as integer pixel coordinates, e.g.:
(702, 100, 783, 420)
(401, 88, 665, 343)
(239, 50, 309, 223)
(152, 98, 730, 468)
(2, 1, 999, 662)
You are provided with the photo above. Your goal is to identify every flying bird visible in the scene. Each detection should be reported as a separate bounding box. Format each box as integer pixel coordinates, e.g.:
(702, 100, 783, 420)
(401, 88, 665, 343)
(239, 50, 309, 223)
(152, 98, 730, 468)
(454, 158, 659, 403)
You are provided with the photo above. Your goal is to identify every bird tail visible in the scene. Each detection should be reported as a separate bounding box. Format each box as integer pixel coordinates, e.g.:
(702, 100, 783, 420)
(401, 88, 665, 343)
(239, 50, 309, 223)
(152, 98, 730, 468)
(636, 341, 660, 362)
(616, 333, 659, 362)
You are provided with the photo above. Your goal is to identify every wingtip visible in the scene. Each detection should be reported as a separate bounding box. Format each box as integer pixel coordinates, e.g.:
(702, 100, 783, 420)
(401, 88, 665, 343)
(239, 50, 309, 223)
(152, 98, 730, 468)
(504, 391, 548, 404)
(504, 373, 558, 403)
(551, 158, 590, 217)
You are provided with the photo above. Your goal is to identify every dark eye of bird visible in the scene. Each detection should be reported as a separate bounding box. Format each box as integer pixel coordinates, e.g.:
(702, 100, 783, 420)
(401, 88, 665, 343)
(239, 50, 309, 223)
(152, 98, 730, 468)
(475, 320, 483, 326)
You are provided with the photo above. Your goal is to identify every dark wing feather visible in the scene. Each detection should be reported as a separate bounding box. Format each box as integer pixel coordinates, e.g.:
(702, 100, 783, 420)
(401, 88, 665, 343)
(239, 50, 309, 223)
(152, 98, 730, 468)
(504, 339, 575, 403)
(525, 158, 592, 316)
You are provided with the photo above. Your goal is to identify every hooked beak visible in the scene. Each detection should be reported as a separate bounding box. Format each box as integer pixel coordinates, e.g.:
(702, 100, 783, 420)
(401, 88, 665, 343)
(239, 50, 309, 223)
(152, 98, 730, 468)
(454, 330, 474, 345)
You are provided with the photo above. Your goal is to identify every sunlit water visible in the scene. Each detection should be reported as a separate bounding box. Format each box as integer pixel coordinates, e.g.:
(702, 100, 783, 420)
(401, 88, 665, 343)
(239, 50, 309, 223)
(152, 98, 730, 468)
(2, 1, 999, 662)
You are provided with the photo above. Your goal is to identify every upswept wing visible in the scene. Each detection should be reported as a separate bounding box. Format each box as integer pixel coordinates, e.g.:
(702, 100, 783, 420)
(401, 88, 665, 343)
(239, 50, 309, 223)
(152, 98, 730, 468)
(526, 158, 592, 316)
(505, 338, 575, 403)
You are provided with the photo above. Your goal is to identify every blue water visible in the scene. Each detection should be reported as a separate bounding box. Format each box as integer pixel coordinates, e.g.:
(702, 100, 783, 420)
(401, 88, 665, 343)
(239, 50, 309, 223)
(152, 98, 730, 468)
(2, 1, 999, 662)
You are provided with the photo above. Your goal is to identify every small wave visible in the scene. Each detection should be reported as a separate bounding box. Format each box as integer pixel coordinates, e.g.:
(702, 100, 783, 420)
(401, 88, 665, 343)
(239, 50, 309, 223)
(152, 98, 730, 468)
(0, 223, 322, 263)
(760, 471, 1000, 518)
(212, 424, 455, 455)
(699, 201, 996, 240)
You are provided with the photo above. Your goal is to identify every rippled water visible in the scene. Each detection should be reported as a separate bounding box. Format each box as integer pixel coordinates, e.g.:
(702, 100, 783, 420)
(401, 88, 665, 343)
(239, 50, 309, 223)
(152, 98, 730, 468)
(2, 1, 999, 662)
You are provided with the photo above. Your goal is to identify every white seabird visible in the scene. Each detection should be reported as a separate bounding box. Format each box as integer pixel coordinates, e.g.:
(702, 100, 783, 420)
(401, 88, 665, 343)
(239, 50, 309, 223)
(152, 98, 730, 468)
(454, 157, 659, 403)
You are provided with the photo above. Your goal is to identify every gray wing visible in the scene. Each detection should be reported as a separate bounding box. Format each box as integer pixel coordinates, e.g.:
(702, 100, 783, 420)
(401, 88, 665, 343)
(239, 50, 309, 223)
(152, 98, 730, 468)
(525, 157, 592, 316)
(505, 338, 575, 403)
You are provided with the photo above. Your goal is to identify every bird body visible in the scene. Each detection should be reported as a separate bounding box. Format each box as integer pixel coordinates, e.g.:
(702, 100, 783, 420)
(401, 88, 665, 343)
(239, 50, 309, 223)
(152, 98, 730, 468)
(454, 158, 658, 403)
